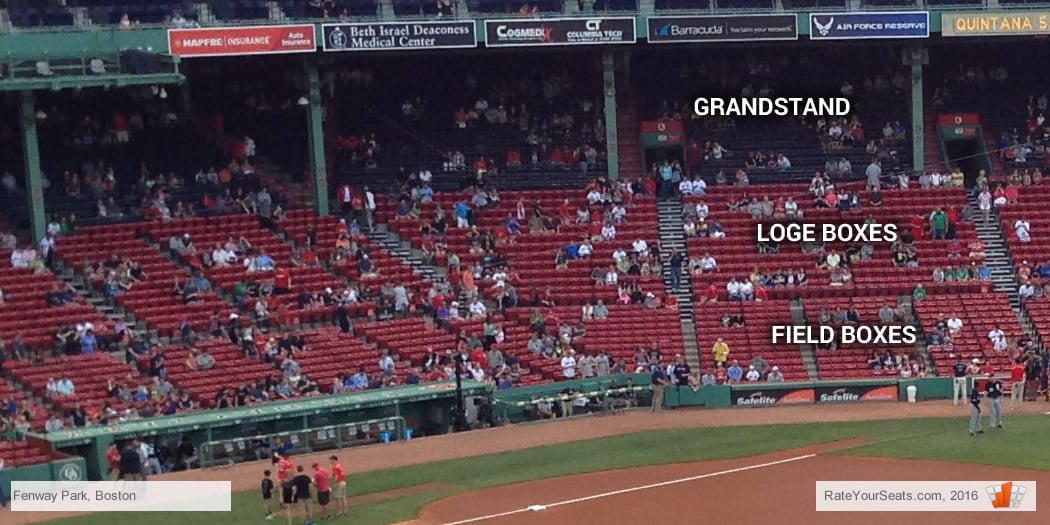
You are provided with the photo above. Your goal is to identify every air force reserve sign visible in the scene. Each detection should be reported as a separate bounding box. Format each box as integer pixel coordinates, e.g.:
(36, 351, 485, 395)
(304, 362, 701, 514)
(322, 21, 477, 51)
(809, 11, 929, 40)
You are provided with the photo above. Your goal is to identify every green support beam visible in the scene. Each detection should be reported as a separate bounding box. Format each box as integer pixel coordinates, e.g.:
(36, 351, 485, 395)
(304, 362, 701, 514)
(305, 57, 329, 216)
(911, 63, 924, 175)
(21, 91, 46, 244)
(602, 51, 619, 181)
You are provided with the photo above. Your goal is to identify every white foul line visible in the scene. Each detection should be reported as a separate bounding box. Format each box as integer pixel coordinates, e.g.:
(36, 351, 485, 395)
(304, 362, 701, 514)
(442, 453, 816, 525)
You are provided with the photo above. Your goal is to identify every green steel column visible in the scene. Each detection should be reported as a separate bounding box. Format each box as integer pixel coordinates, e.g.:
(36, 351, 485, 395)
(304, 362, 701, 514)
(305, 57, 330, 216)
(603, 51, 619, 180)
(911, 63, 924, 175)
(20, 91, 46, 243)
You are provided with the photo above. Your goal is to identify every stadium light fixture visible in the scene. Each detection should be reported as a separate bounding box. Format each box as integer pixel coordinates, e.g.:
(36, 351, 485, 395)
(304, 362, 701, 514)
(297, 96, 309, 107)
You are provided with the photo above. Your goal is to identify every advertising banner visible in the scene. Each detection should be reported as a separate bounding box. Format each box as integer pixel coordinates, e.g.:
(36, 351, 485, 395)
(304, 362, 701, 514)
(322, 21, 477, 51)
(732, 386, 815, 407)
(647, 14, 798, 43)
(942, 11, 1050, 37)
(809, 12, 929, 40)
(167, 25, 316, 57)
(484, 17, 637, 47)
(814, 384, 899, 404)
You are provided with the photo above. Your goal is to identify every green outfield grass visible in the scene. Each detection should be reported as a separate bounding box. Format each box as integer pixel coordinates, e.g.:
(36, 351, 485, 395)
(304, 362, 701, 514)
(42, 414, 1050, 525)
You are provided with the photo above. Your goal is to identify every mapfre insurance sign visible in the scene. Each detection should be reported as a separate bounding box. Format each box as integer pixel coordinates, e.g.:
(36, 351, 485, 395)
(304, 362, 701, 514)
(168, 25, 317, 57)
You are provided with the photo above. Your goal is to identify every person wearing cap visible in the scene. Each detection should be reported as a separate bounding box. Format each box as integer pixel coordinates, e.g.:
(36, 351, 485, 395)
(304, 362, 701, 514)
(767, 366, 784, 382)
(951, 355, 969, 406)
(968, 381, 983, 437)
(745, 365, 761, 381)
(329, 456, 347, 517)
(312, 462, 332, 519)
(276, 454, 295, 515)
(985, 372, 1004, 428)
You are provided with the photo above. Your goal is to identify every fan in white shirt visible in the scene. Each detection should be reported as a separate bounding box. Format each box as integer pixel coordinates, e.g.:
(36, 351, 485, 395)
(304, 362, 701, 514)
(745, 366, 761, 381)
(700, 254, 717, 272)
(468, 299, 487, 318)
(587, 189, 603, 204)
(611, 205, 627, 223)
(929, 171, 943, 187)
(987, 328, 1006, 350)
(577, 242, 593, 258)
(612, 248, 627, 262)
(632, 239, 649, 257)
(1019, 282, 1036, 301)
(690, 178, 707, 195)
(678, 179, 694, 196)
(695, 202, 709, 219)
(561, 352, 578, 379)
(602, 223, 617, 241)
(605, 270, 619, 286)
(726, 279, 742, 299)
(468, 362, 486, 381)
(419, 169, 433, 183)
(1014, 219, 1031, 243)
(739, 280, 754, 300)
(946, 316, 963, 333)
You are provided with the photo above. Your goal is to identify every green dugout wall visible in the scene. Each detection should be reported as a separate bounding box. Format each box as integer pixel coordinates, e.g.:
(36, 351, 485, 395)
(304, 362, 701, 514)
(494, 377, 955, 422)
(35, 381, 488, 480)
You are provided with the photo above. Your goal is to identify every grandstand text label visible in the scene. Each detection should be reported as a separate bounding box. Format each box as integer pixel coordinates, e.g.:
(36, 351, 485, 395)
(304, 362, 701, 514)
(756, 223, 899, 244)
(771, 325, 918, 345)
(694, 97, 850, 117)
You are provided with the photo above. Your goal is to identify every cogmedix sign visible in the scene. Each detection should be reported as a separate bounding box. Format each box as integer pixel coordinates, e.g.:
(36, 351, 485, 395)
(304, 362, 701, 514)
(485, 17, 637, 47)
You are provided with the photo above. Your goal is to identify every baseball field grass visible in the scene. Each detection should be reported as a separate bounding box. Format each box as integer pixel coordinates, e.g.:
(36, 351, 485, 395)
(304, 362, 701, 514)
(41, 414, 1050, 525)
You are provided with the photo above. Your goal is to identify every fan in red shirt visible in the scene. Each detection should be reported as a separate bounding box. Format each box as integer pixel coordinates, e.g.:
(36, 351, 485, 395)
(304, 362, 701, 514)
(312, 463, 332, 519)
(106, 442, 121, 480)
(329, 455, 348, 517)
(274, 268, 291, 294)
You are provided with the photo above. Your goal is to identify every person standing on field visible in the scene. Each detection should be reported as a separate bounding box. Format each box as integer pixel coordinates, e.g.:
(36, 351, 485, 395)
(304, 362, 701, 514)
(261, 470, 275, 520)
(1009, 360, 1026, 409)
(968, 384, 983, 436)
(986, 373, 1004, 428)
(951, 356, 969, 405)
(650, 365, 668, 412)
(312, 462, 332, 520)
(290, 465, 313, 525)
(329, 455, 348, 517)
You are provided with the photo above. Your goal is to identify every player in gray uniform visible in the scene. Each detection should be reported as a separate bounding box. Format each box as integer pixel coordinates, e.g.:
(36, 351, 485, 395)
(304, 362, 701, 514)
(985, 373, 1004, 429)
(968, 385, 983, 436)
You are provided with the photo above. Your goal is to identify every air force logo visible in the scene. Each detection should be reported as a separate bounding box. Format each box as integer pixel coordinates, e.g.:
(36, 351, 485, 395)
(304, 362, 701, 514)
(813, 17, 834, 37)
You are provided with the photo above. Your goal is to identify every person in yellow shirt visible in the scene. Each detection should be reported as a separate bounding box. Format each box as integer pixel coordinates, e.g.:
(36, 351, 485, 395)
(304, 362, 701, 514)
(712, 337, 730, 366)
